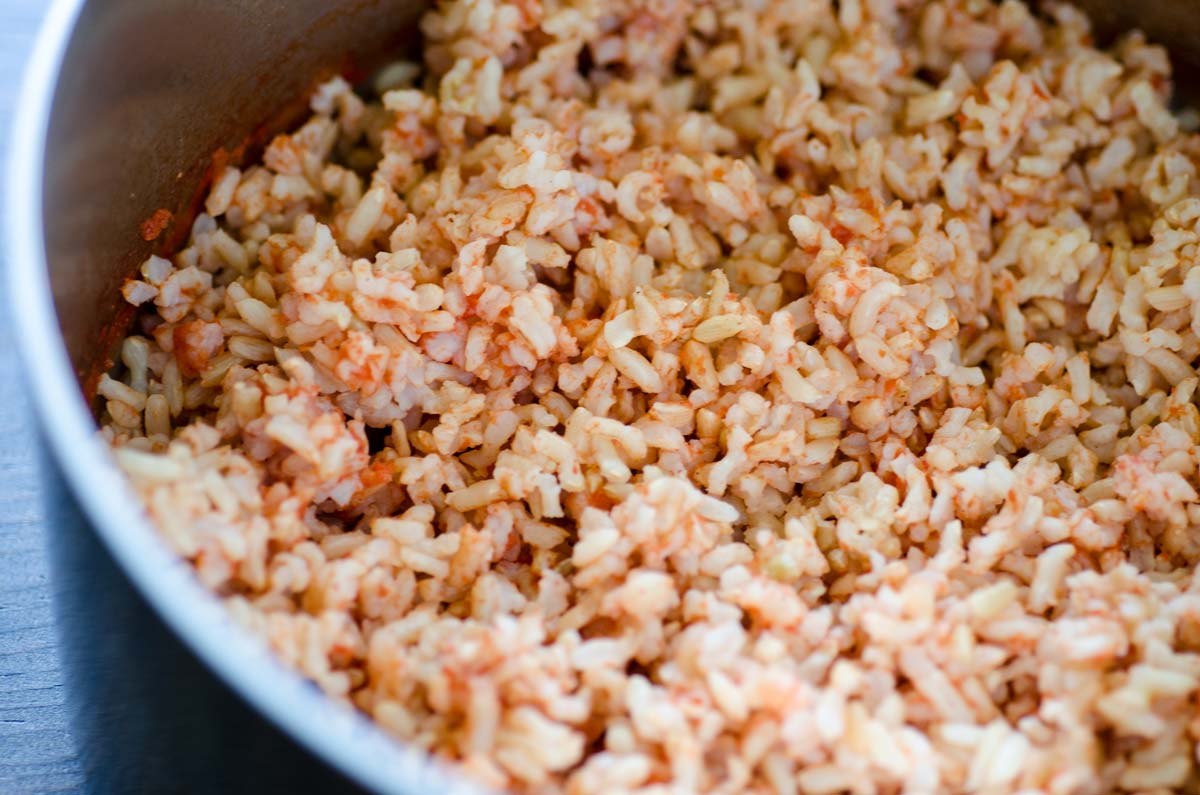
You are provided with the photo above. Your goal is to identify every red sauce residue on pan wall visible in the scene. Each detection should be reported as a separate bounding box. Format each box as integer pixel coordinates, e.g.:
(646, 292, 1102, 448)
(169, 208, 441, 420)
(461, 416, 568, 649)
(83, 303, 137, 402)
(139, 208, 173, 242)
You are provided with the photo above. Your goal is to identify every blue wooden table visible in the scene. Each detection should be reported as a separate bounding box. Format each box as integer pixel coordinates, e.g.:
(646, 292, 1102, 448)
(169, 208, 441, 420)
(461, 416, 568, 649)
(0, 2, 86, 792)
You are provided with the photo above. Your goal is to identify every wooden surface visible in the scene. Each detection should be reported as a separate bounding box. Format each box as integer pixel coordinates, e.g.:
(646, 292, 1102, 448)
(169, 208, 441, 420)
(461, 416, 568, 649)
(0, 1, 86, 792)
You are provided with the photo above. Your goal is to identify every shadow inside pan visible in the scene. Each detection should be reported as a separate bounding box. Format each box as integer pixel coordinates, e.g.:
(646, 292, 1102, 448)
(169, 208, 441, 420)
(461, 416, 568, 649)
(1065, 0, 1200, 106)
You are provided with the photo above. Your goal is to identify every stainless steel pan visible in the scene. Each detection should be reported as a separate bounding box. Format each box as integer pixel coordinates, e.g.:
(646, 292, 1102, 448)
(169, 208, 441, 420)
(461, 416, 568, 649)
(6, 0, 1200, 792)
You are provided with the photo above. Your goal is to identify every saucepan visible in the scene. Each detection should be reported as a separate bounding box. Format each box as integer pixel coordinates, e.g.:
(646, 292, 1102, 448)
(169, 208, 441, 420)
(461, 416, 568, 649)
(5, 0, 1200, 793)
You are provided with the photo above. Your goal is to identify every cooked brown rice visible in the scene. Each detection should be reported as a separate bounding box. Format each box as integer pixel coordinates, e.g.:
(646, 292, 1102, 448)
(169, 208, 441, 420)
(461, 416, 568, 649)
(103, 0, 1200, 792)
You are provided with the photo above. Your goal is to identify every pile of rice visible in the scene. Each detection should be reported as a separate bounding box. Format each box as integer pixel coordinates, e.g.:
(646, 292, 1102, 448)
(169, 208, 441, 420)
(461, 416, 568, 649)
(101, 0, 1200, 791)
